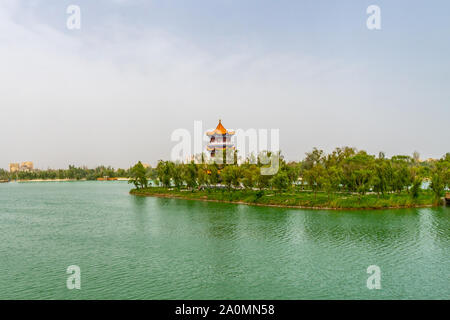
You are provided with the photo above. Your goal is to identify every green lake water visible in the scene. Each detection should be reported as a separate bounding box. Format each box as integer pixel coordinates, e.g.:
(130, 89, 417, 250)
(0, 181, 449, 299)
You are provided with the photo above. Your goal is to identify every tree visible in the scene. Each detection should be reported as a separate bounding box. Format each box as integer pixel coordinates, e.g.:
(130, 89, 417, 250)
(323, 166, 340, 200)
(441, 154, 450, 189)
(284, 163, 300, 186)
(372, 159, 389, 196)
(304, 163, 326, 199)
(254, 168, 271, 190)
(183, 161, 198, 190)
(241, 165, 258, 190)
(390, 156, 413, 193)
(221, 165, 241, 190)
(270, 171, 290, 192)
(430, 161, 447, 200)
(430, 172, 444, 200)
(128, 161, 148, 189)
(171, 162, 184, 189)
(303, 148, 324, 170)
(411, 177, 422, 199)
(117, 168, 127, 178)
(197, 165, 209, 188)
(0, 169, 9, 180)
(156, 161, 172, 187)
(207, 163, 220, 186)
(147, 166, 158, 185)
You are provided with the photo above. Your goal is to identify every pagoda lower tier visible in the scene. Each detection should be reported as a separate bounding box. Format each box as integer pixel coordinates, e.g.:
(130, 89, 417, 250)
(206, 120, 235, 157)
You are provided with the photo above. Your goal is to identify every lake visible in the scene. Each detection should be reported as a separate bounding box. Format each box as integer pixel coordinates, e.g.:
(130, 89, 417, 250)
(0, 181, 448, 299)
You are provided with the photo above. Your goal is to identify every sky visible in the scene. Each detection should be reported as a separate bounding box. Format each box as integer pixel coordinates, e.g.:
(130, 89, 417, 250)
(0, 0, 449, 169)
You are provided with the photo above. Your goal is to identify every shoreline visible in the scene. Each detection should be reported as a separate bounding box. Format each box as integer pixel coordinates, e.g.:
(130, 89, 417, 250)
(8, 179, 130, 183)
(130, 189, 439, 211)
(17, 179, 82, 182)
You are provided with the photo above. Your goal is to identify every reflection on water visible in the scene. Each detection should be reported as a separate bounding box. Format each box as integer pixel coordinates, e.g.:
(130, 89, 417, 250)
(0, 182, 449, 299)
(130, 195, 149, 232)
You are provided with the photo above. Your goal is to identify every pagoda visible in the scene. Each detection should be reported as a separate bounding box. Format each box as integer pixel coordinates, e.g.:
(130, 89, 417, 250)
(206, 120, 235, 158)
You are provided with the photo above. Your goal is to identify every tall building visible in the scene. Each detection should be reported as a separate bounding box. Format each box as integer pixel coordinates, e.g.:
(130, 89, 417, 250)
(206, 120, 235, 158)
(21, 161, 34, 172)
(9, 162, 34, 173)
(9, 163, 20, 173)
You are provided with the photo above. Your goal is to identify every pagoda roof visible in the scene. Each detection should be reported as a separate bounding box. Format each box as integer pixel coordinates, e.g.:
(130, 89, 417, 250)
(206, 120, 235, 136)
(206, 146, 235, 151)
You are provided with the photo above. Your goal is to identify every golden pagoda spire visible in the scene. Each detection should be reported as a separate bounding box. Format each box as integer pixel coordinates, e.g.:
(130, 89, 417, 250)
(206, 119, 235, 136)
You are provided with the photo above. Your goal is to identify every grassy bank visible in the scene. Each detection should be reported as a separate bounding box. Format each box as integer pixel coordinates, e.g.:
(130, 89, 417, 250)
(130, 187, 439, 210)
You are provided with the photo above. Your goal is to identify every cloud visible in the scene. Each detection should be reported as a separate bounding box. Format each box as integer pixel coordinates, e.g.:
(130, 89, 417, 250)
(1, 1, 446, 169)
(0, 2, 367, 168)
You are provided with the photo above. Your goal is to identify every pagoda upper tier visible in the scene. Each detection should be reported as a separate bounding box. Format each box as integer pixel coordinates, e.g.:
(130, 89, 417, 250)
(206, 120, 235, 137)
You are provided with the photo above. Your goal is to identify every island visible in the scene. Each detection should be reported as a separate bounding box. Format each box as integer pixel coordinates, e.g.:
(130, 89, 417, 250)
(128, 140, 449, 210)
(130, 186, 438, 210)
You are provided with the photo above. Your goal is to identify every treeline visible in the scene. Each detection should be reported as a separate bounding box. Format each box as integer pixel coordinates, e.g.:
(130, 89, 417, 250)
(129, 147, 450, 200)
(0, 165, 133, 181)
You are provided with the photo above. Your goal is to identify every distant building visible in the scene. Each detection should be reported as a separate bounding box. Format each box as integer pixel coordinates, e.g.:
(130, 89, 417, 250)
(9, 163, 20, 173)
(9, 161, 34, 173)
(142, 163, 150, 169)
(21, 161, 34, 171)
(418, 158, 438, 163)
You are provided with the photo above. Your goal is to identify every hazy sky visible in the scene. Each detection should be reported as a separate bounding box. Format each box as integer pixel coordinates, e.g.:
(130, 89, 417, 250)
(1, 0, 449, 169)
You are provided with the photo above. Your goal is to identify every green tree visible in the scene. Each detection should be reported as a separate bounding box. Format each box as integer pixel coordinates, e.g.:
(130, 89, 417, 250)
(430, 160, 447, 200)
(411, 177, 422, 199)
(207, 163, 220, 186)
(390, 155, 413, 193)
(304, 163, 326, 199)
(371, 159, 389, 196)
(156, 160, 172, 187)
(128, 161, 148, 189)
(270, 171, 290, 192)
(323, 166, 340, 200)
(197, 165, 209, 188)
(171, 162, 184, 189)
(241, 165, 258, 190)
(221, 165, 241, 190)
(254, 168, 271, 190)
(430, 172, 444, 200)
(341, 152, 374, 195)
(183, 161, 198, 190)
